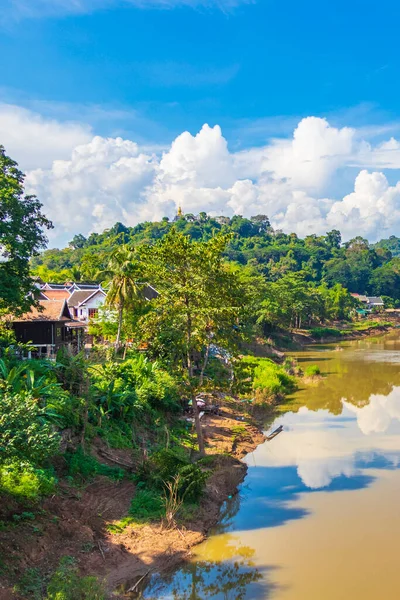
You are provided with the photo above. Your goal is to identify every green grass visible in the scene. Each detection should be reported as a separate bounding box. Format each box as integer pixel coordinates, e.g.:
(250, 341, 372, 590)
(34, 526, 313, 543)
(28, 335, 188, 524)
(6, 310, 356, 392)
(235, 356, 296, 398)
(309, 327, 342, 339)
(106, 489, 164, 532)
(13, 568, 43, 600)
(0, 462, 57, 500)
(14, 556, 106, 600)
(304, 365, 321, 377)
(45, 556, 105, 600)
(97, 421, 133, 449)
(231, 424, 247, 443)
(64, 448, 125, 482)
(350, 320, 393, 331)
(252, 358, 296, 395)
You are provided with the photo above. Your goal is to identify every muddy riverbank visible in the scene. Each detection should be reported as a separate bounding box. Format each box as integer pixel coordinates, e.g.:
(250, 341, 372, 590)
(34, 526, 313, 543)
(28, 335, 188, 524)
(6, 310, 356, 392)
(103, 407, 265, 597)
(276, 322, 398, 349)
(0, 406, 265, 599)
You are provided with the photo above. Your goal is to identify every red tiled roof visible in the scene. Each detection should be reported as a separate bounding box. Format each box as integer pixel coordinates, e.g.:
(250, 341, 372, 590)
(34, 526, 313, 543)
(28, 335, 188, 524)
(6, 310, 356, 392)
(42, 289, 71, 300)
(13, 300, 72, 322)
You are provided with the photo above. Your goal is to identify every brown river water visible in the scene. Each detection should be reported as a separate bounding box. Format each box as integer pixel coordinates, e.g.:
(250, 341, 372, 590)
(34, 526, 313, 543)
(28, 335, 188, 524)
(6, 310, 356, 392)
(139, 331, 400, 599)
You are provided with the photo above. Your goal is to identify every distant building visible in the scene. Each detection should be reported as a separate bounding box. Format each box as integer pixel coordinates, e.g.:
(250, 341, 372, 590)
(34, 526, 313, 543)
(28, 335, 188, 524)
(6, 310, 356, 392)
(7, 278, 160, 357)
(38, 283, 107, 323)
(68, 288, 107, 321)
(351, 294, 384, 309)
(351, 293, 368, 303)
(28, 280, 158, 330)
(366, 296, 385, 308)
(173, 206, 184, 222)
(40, 289, 71, 301)
(11, 300, 84, 357)
(141, 284, 159, 301)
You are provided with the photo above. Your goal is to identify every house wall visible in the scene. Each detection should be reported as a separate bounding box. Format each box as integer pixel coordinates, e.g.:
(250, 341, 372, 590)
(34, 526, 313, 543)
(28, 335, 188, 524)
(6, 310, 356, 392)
(76, 292, 106, 321)
(13, 322, 53, 345)
(13, 322, 72, 347)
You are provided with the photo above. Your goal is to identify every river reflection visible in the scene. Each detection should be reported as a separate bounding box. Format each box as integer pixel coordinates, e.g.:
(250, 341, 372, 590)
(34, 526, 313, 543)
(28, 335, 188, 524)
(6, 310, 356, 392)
(140, 331, 400, 600)
(142, 538, 274, 600)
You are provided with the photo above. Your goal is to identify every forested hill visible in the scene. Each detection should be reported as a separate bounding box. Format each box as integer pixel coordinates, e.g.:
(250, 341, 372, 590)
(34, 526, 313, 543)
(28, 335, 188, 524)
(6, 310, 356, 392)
(32, 213, 400, 302)
(373, 235, 400, 258)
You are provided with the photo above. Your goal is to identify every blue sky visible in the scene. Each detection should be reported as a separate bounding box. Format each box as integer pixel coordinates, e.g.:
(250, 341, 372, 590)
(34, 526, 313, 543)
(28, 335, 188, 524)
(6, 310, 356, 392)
(2, 0, 399, 145)
(2, 0, 400, 246)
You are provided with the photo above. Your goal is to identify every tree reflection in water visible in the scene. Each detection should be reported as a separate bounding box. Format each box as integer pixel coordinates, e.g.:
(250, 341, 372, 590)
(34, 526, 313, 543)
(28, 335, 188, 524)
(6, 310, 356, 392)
(141, 535, 274, 600)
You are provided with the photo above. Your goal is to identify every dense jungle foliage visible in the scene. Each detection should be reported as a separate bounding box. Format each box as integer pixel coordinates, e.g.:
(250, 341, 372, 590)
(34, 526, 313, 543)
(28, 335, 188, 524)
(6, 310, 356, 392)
(31, 214, 400, 305)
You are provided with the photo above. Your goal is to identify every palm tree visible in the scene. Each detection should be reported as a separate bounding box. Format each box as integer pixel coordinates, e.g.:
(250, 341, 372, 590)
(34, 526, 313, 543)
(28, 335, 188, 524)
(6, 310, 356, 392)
(98, 246, 143, 349)
(69, 265, 82, 282)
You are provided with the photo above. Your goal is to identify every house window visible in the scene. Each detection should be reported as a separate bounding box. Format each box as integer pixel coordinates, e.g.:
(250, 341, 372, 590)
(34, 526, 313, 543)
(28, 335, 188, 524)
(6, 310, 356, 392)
(56, 327, 61, 337)
(88, 308, 98, 319)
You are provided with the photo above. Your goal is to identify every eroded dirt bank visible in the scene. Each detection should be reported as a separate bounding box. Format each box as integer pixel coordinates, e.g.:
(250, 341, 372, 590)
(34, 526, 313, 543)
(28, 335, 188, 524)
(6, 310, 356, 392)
(0, 407, 265, 599)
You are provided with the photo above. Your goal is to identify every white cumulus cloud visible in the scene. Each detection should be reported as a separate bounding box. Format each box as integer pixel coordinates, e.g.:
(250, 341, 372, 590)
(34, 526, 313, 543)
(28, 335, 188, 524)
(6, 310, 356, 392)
(259, 116, 355, 191)
(0, 103, 92, 170)
(25, 136, 163, 242)
(4, 103, 400, 246)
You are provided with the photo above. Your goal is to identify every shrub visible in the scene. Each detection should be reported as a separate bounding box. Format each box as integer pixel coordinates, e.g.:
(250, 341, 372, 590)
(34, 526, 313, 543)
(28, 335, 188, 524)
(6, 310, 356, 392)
(177, 463, 208, 502)
(304, 365, 321, 377)
(45, 392, 84, 429)
(0, 461, 56, 500)
(129, 489, 164, 521)
(65, 448, 124, 482)
(45, 556, 105, 600)
(163, 476, 183, 528)
(90, 355, 180, 424)
(13, 567, 43, 600)
(134, 448, 189, 490)
(234, 356, 296, 399)
(132, 448, 209, 522)
(151, 449, 189, 483)
(309, 327, 342, 339)
(0, 391, 60, 465)
(252, 359, 296, 396)
(136, 372, 180, 412)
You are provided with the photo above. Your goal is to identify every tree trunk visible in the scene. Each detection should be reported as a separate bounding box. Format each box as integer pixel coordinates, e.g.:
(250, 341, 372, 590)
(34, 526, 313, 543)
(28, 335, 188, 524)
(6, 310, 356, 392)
(192, 396, 205, 456)
(187, 351, 205, 456)
(198, 342, 211, 388)
(79, 375, 90, 450)
(186, 309, 205, 456)
(115, 304, 123, 349)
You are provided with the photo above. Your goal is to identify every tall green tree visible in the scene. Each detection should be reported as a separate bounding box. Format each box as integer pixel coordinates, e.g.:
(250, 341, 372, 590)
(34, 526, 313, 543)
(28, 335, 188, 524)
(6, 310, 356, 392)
(140, 230, 248, 454)
(258, 272, 316, 330)
(0, 146, 52, 313)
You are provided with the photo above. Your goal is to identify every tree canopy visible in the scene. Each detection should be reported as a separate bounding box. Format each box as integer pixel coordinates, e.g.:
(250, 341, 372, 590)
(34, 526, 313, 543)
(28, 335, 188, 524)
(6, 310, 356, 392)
(0, 146, 52, 313)
(31, 212, 400, 305)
